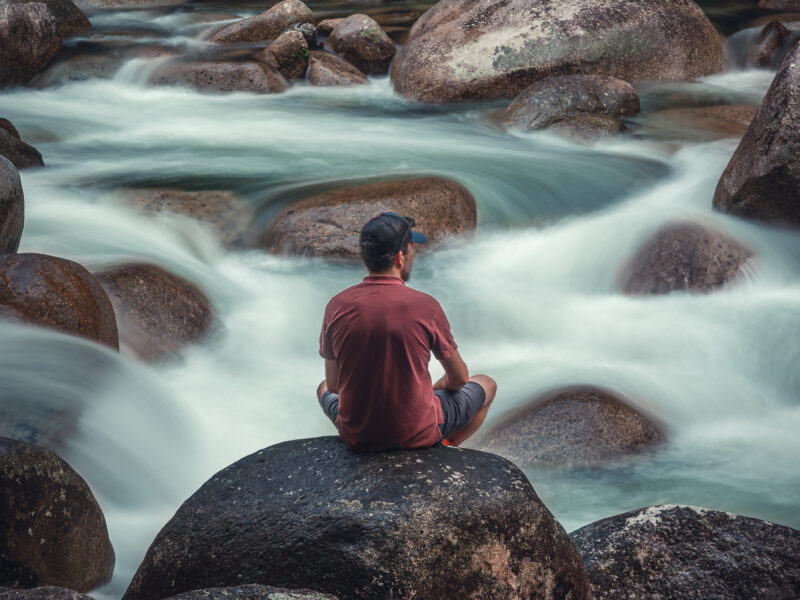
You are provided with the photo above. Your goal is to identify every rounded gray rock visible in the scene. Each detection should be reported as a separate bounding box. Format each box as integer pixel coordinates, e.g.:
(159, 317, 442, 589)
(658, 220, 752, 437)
(0, 126, 43, 169)
(326, 14, 396, 75)
(308, 51, 367, 86)
(0, 156, 24, 253)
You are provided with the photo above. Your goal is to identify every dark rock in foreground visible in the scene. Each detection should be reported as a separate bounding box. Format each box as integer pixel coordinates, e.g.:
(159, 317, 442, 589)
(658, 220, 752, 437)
(714, 42, 800, 227)
(123, 437, 591, 600)
(94, 263, 214, 361)
(165, 584, 338, 600)
(308, 51, 367, 87)
(571, 504, 800, 599)
(263, 177, 476, 259)
(0, 156, 24, 253)
(0, 253, 119, 349)
(0, 588, 92, 600)
(620, 222, 754, 295)
(0, 437, 115, 592)
(0, 126, 44, 170)
(480, 386, 663, 468)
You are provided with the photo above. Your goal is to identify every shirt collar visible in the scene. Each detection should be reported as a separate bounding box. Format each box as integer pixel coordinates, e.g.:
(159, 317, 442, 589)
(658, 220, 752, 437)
(362, 275, 406, 286)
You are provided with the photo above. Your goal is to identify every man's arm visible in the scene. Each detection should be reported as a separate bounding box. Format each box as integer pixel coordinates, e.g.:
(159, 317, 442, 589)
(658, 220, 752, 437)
(433, 350, 469, 391)
(325, 359, 340, 394)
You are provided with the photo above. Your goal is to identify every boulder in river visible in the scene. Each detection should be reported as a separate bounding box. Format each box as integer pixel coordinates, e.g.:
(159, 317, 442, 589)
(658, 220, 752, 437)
(0, 437, 115, 591)
(714, 39, 800, 227)
(391, 0, 724, 103)
(0, 125, 44, 169)
(27, 53, 122, 88)
(308, 51, 367, 86)
(164, 585, 338, 600)
(0, 156, 24, 253)
(620, 222, 754, 295)
(208, 0, 312, 44)
(94, 263, 214, 362)
(571, 504, 800, 599)
(0, 253, 119, 349)
(256, 30, 309, 80)
(123, 436, 591, 600)
(749, 21, 792, 67)
(262, 177, 476, 259)
(0, 588, 93, 600)
(632, 104, 758, 141)
(479, 386, 664, 468)
(150, 61, 288, 94)
(0, 0, 90, 87)
(326, 14, 396, 75)
(501, 75, 639, 138)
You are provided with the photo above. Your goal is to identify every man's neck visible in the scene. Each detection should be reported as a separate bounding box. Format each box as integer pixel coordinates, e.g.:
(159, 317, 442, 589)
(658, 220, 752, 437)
(368, 268, 402, 279)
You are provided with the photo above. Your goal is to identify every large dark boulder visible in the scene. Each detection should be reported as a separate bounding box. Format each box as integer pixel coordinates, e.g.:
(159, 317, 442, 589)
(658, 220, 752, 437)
(479, 386, 664, 468)
(165, 585, 338, 600)
(0, 0, 90, 87)
(0, 157, 24, 254)
(619, 222, 754, 295)
(326, 15, 396, 76)
(0, 127, 43, 170)
(150, 61, 288, 94)
(263, 177, 476, 259)
(0, 254, 118, 349)
(0, 588, 93, 600)
(391, 0, 724, 103)
(123, 437, 591, 600)
(94, 263, 214, 362)
(308, 51, 367, 87)
(714, 42, 800, 227)
(0, 438, 115, 592)
(571, 504, 800, 599)
(208, 0, 312, 44)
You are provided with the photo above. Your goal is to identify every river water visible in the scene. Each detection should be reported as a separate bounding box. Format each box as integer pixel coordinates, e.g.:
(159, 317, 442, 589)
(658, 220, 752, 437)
(1, 1, 799, 597)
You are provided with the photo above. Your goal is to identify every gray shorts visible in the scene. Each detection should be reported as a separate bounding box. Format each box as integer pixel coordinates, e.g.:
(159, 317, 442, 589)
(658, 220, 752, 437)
(320, 381, 486, 442)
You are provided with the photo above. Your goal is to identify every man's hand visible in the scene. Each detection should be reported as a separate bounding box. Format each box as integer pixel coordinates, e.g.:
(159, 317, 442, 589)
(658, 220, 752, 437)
(434, 350, 469, 391)
(325, 359, 339, 394)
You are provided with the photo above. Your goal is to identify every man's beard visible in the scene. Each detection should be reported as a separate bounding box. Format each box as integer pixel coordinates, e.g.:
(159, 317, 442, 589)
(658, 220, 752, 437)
(401, 267, 411, 282)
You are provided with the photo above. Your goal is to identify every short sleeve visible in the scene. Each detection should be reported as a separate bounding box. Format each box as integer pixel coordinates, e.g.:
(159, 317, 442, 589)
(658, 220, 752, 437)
(319, 304, 335, 360)
(429, 301, 457, 360)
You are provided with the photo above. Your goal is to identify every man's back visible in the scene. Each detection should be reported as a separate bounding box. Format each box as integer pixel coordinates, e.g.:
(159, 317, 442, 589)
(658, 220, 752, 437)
(320, 275, 456, 451)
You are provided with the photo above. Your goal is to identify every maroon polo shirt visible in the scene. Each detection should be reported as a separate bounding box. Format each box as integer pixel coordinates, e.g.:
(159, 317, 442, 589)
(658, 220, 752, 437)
(319, 275, 457, 451)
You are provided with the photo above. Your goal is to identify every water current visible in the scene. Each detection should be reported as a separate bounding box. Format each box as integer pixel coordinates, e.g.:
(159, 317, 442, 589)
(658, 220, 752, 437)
(1, 1, 799, 597)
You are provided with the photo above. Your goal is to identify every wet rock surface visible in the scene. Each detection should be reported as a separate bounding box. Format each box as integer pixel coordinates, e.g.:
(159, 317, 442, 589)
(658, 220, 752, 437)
(308, 51, 367, 86)
(257, 30, 309, 80)
(0, 253, 119, 349)
(633, 104, 758, 141)
(391, 0, 724, 103)
(326, 14, 396, 75)
(27, 53, 122, 88)
(164, 585, 339, 600)
(263, 177, 476, 259)
(0, 0, 90, 87)
(479, 386, 664, 468)
(209, 0, 312, 44)
(620, 222, 754, 295)
(150, 61, 288, 94)
(94, 263, 214, 362)
(0, 157, 24, 253)
(714, 42, 800, 227)
(750, 21, 792, 67)
(123, 436, 591, 600)
(571, 504, 800, 599)
(0, 588, 93, 600)
(0, 127, 43, 170)
(0, 437, 115, 592)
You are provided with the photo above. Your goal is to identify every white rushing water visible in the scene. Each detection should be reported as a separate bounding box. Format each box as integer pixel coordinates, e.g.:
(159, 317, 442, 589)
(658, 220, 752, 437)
(1, 11, 799, 597)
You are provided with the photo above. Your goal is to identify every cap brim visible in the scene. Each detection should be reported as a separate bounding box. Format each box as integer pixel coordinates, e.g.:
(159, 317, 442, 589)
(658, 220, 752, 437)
(410, 231, 427, 244)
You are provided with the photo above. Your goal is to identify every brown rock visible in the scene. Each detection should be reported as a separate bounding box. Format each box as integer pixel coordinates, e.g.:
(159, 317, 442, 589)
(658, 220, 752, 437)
(714, 43, 800, 227)
(120, 188, 253, 248)
(0, 157, 24, 253)
(0, 127, 44, 169)
(308, 51, 367, 86)
(759, 0, 800, 9)
(0, 253, 119, 349)
(0, 588, 93, 600)
(634, 104, 758, 141)
(75, 0, 188, 7)
(392, 0, 724, 103)
(94, 263, 214, 361)
(0, 120, 20, 139)
(256, 30, 309, 80)
(0, 437, 115, 592)
(0, 0, 90, 87)
(750, 21, 791, 67)
(150, 61, 288, 94)
(620, 222, 754, 295)
(164, 585, 339, 600)
(27, 53, 122, 88)
(209, 0, 312, 44)
(479, 386, 664, 468)
(315, 18, 344, 36)
(262, 177, 476, 259)
(326, 14, 396, 75)
(288, 22, 318, 49)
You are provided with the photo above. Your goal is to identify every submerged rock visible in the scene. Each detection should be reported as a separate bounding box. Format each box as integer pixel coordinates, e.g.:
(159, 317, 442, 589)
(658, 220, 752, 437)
(714, 41, 800, 227)
(0, 437, 115, 591)
(633, 104, 758, 141)
(0, 588, 93, 600)
(571, 504, 800, 599)
(0, 253, 119, 349)
(150, 61, 288, 94)
(94, 263, 214, 362)
(27, 53, 122, 88)
(209, 0, 312, 44)
(262, 177, 476, 259)
(391, 0, 724, 103)
(0, 126, 44, 169)
(0, 156, 24, 253)
(308, 51, 367, 86)
(164, 585, 339, 600)
(326, 14, 396, 75)
(123, 437, 591, 600)
(479, 386, 664, 468)
(0, 0, 90, 87)
(620, 222, 754, 295)
(256, 30, 309, 80)
(750, 21, 791, 67)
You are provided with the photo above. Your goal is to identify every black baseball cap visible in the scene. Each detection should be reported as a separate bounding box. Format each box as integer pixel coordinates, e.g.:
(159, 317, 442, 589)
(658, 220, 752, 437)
(360, 212, 428, 255)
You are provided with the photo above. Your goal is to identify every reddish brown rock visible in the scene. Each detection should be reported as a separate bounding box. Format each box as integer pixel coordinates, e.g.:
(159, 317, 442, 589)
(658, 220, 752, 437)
(262, 177, 476, 259)
(0, 437, 115, 592)
(479, 386, 664, 468)
(164, 585, 339, 600)
(315, 18, 344, 36)
(620, 222, 754, 295)
(94, 263, 214, 361)
(0, 156, 24, 253)
(750, 21, 791, 67)
(0, 588, 93, 600)
(150, 61, 288, 94)
(0, 127, 44, 169)
(308, 51, 367, 86)
(0, 120, 20, 139)
(209, 0, 312, 44)
(256, 30, 309, 80)
(326, 14, 396, 75)
(27, 53, 122, 88)
(635, 105, 758, 141)
(0, 253, 118, 349)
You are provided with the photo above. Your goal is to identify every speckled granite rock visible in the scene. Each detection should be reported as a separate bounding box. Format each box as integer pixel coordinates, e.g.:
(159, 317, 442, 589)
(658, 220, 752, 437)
(0, 588, 93, 600)
(164, 584, 338, 600)
(0, 156, 24, 253)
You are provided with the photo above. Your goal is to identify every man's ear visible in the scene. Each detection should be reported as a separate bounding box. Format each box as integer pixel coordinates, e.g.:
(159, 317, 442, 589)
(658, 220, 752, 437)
(393, 250, 405, 269)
